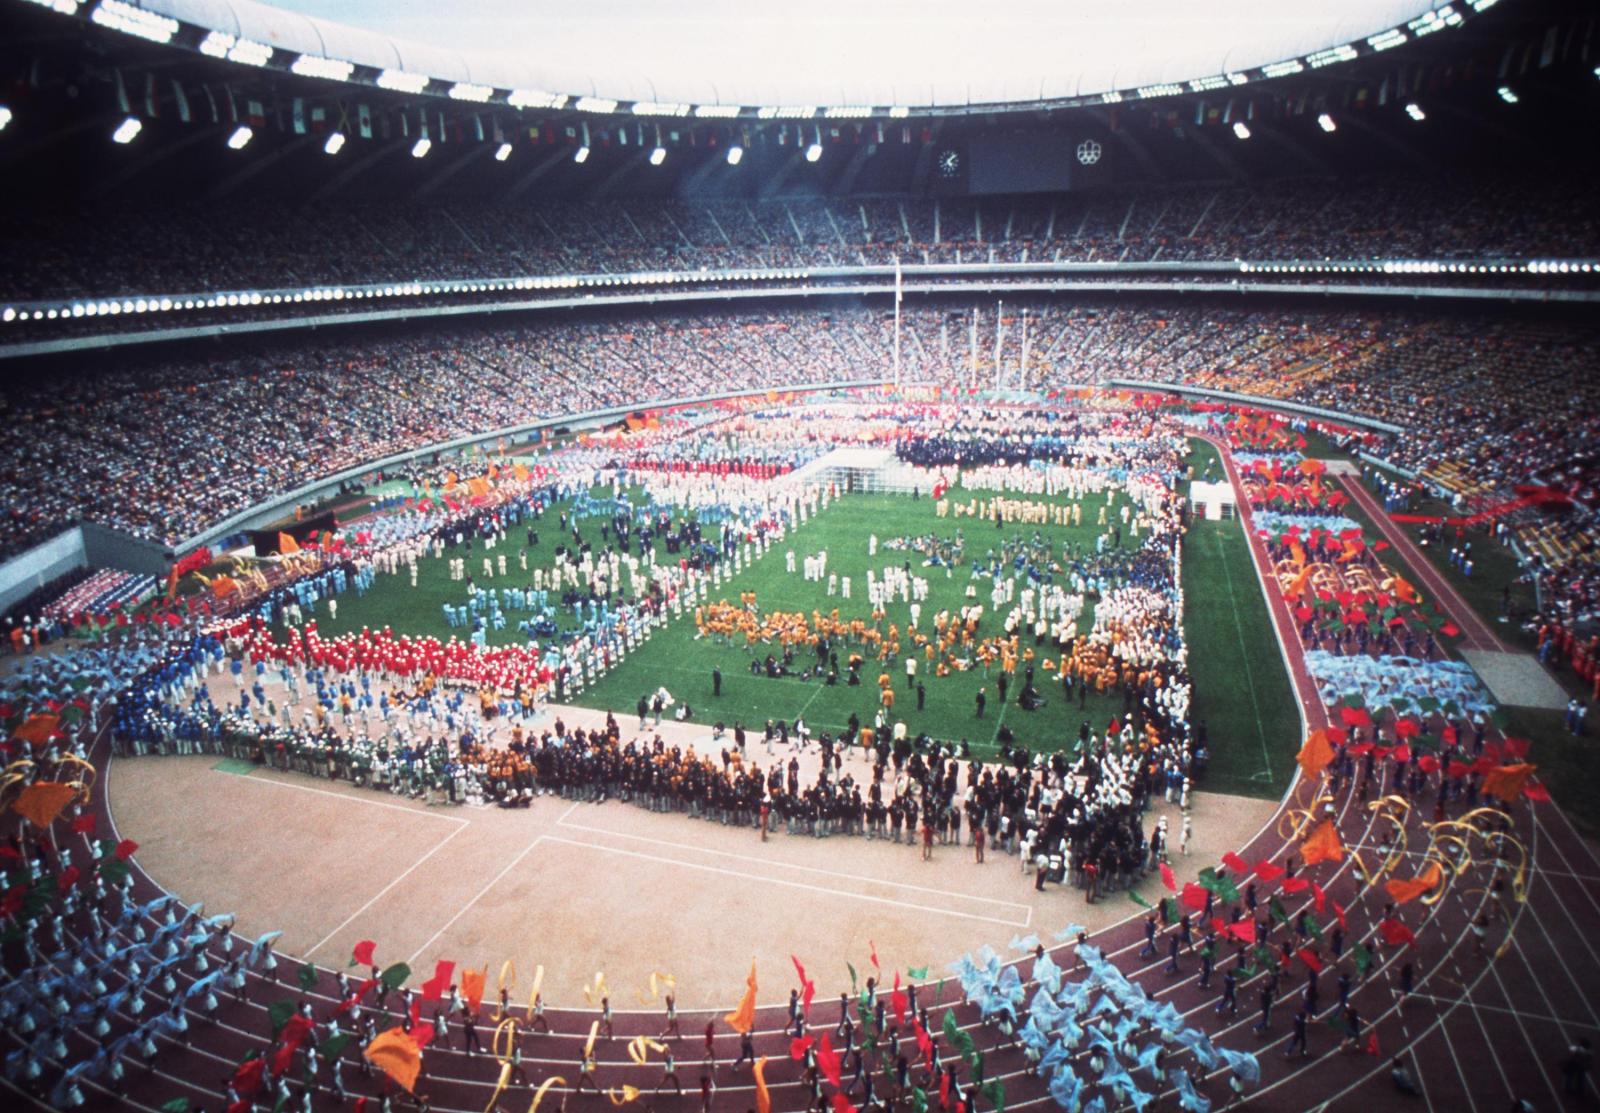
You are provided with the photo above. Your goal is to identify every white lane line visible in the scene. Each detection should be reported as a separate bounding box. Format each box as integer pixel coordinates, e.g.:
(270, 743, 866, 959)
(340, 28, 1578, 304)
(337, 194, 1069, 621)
(406, 835, 549, 964)
(222, 769, 471, 824)
(303, 822, 470, 959)
(555, 816, 1033, 914)
(540, 834, 1031, 927)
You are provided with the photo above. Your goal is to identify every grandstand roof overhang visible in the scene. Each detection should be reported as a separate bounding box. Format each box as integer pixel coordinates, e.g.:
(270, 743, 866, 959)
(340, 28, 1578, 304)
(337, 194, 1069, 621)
(142, 0, 1453, 112)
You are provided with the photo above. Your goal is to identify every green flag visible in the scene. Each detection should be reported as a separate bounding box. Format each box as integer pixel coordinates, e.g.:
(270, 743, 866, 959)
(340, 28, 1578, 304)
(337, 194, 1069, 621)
(319, 1032, 351, 1059)
(298, 964, 318, 992)
(913, 1088, 928, 1113)
(160, 1101, 189, 1113)
(907, 966, 929, 980)
(379, 962, 410, 992)
(1268, 897, 1290, 926)
(1354, 943, 1372, 976)
(847, 962, 858, 993)
(268, 999, 296, 1036)
(942, 1008, 960, 1045)
(1128, 890, 1152, 910)
(984, 1080, 1006, 1113)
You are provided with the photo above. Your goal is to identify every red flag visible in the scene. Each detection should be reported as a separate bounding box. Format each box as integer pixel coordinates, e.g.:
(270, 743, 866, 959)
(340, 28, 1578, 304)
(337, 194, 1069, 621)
(891, 972, 907, 1028)
(1296, 948, 1323, 974)
(1253, 860, 1285, 883)
(1341, 705, 1374, 730)
(1181, 883, 1210, 911)
(1391, 743, 1412, 765)
(1332, 901, 1348, 932)
(1379, 918, 1415, 947)
(1160, 863, 1178, 892)
(114, 839, 139, 860)
(1281, 876, 1310, 895)
(1311, 882, 1327, 914)
(1393, 719, 1419, 739)
(1502, 737, 1532, 760)
(351, 940, 378, 968)
(1365, 1031, 1381, 1057)
(1524, 782, 1551, 803)
(869, 940, 880, 973)
(420, 960, 454, 1001)
(790, 1035, 814, 1061)
(232, 1057, 266, 1097)
(71, 815, 96, 835)
(832, 1096, 857, 1113)
(1222, 852, 1251, 876)
(817, 1033, 843, 1088)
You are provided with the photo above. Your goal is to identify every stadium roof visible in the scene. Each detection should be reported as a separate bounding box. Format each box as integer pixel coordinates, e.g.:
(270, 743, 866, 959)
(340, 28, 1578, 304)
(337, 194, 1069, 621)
(146, 0, 1450, 110)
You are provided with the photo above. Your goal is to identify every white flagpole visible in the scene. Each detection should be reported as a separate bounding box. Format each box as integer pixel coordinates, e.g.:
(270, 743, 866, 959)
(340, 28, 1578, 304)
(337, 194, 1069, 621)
(893, 256, 902, 391)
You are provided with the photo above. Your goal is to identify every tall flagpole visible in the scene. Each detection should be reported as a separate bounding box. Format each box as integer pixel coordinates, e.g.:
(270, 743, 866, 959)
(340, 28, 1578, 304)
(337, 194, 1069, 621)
(1019, 306, 1030, 392)
(993, 300, 1005, 393)
(893, 256, 902, 391)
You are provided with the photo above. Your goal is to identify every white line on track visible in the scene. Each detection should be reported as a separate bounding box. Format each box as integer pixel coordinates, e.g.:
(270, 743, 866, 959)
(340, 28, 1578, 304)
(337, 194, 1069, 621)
(555, 815, 1033, 913)
(219, 768, 472, 824)
(407, 835, 550, 964)
(540, 833, 1031, 927)
(302, 821, 470, 959)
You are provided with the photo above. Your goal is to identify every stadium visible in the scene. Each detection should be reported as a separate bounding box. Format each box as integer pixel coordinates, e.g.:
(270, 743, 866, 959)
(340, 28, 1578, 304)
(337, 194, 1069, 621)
(1, 0, 1599, 1110)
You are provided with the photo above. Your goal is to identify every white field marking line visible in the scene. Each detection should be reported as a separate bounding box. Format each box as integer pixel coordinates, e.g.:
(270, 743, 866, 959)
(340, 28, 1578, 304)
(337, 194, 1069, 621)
(553, 815, 1034, 914)
(220, 768, 471, 825)
(302, 821, 470, 959)
(1412, 992, 1583, 1028)
(1213, 527, 1273, 782)
(406, 834, 550, 964)
(1482, 932, 1570, 1109)
(1515, 869, 1600, 1027)
(539, 833, 1031, 928)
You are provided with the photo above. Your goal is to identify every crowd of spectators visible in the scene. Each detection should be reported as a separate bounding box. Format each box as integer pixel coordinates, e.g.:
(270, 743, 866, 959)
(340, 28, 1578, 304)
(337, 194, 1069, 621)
(3, 174, 1595, 303)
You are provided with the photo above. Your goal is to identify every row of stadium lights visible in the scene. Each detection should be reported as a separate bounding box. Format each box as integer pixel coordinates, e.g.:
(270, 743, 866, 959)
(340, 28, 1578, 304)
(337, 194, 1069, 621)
(23, 0, 1510, 127)
(0, 270, 813, 324)
(1238, 261, 1597, 275)
(3, 259, 1595, 326)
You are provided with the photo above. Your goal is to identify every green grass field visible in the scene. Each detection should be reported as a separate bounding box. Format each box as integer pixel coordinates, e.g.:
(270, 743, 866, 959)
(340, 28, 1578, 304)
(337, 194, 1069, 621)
(301, 460, 1299, 789)
(1180, 440, 1300, 799)
(578, 489, 1146, 761)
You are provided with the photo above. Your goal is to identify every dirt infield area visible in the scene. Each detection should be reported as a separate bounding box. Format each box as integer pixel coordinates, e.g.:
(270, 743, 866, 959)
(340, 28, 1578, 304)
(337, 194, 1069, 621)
(106, 713, 1275, 1011)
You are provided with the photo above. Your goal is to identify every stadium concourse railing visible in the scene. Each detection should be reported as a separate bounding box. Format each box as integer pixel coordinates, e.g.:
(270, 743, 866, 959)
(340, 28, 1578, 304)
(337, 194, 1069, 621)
(0, 378, 889, 613)
(3, 258, 1600, 359)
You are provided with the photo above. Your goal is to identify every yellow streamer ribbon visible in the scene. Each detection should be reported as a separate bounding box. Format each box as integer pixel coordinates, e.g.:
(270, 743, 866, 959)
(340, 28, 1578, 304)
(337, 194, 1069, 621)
(527, 1076, 565, 1113)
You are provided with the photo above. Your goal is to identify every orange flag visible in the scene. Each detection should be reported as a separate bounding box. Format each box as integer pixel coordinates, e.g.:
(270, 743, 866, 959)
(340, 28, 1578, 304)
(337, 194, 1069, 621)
(1296, 729, 1336, 783)
(1284, 566, 1313, 601)
(461, 966, 488, 1015)
(1300, 819, 1345, 866)
(724, 961, 757, 1033)
(11, 781, 77, 828)
(13, 713, 61, 745)
(364, 1027, 422, 1092)
(1390, 574, 1420, 605)
(753, 1056, 772, 1113)
(1385, 861, 1442, 905)
(278, 532, 300, 555)
(513, 463, 531, 482)
(468, 477, 490, 499)
(1482, 763, 1537, 803)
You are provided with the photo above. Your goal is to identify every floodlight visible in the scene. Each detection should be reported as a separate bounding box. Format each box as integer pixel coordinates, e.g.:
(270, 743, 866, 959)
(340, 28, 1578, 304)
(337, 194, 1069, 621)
(1405, 102, 1426, 121)
(92, 0, 178, 43)
(411, 137, 431, 158)
(694, 105, 741, 119)
(0, 106, 11, 132)
(649, 146, 666, 166)
(293, 55, 355, 81)
(573, 145, 590, 163)
(323, 132, 345, 155)
(726, 145, 743, 165)
(1496, 86, 1518, 104)
(1232, 122, 1250, 140)
(450, 83, 494, 103)
(495, 142, 512, 161)
(805, 142, 822, 162)
(112, 116, 141, 144)
(227, 125, 253, 149)
(378, 70, 430, 94)
(1317, 113, 1336, 132)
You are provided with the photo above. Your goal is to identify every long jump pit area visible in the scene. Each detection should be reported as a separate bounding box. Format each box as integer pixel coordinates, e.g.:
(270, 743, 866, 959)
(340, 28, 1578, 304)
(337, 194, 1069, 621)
(106, 704, 1275, 1011)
